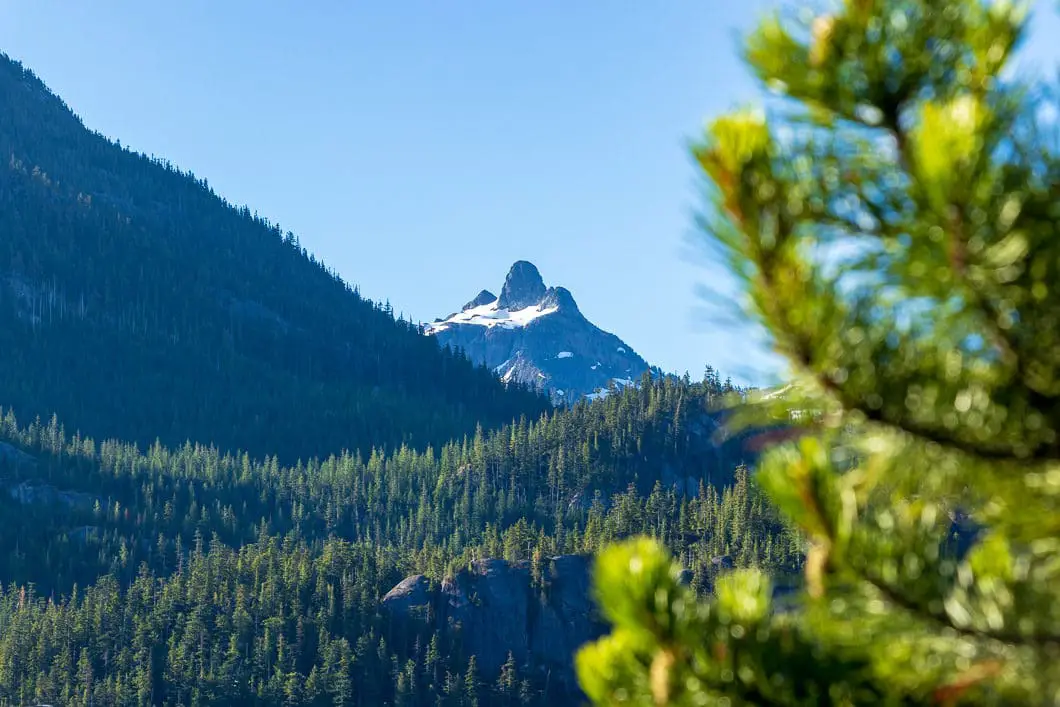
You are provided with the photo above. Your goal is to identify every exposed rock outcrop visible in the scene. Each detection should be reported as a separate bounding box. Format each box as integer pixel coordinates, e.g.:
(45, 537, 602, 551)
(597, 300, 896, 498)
(0, 441, 36, 471)
(497, 261, 548, 311)
(381, 575, 432, 615)
(381, 555, 604, 695)
(7, 480, 94, 509)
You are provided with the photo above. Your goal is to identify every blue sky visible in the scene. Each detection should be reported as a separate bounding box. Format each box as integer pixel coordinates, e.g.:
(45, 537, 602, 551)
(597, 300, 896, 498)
(2, 1, 1059, 384)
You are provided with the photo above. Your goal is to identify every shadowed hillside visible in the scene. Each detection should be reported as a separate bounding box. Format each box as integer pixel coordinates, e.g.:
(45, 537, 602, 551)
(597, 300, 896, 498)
(0, 54, 548, 461)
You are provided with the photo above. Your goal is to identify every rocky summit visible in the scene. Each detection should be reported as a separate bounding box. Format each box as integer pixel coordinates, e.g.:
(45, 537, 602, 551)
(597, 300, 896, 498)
(425, 261, 651, 402)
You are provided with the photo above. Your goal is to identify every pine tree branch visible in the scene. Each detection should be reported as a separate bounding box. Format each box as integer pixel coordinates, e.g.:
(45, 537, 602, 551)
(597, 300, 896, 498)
(857, 570, 1060, 650)
(884, 101, 1060, 415)
(768, 304, 1060, 463)
(754, 231, 1058, 461)
(741, 147, 1060, 463)
(805, 355, 1060, 462)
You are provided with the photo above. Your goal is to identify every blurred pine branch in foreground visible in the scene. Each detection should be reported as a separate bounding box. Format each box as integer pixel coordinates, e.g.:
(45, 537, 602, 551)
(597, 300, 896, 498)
(577, 1, 1060, 704)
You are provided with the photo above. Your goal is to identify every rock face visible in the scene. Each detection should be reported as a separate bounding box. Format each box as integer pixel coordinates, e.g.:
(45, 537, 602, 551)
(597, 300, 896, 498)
(498, 261, 548, 311)
(381, 575, 432, 616)
(0, 441, 36, 472)
(1, 442, 97, 508)
(527, 555, 599, 681)
(425, 261, 651, 403)
(381, 555, 604, 695)
(7, 480, 94, 509)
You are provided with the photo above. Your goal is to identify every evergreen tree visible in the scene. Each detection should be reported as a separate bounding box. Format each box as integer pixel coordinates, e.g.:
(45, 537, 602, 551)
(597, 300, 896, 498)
(495, 652, 517, 706)
(464, 656, 480, 707)
(578, 0, 1060, 704)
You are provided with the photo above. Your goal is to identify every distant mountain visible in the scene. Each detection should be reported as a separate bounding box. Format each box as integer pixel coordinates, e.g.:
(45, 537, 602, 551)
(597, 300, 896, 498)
(0, 53, 548, 460)
(426, 261, 652, 402)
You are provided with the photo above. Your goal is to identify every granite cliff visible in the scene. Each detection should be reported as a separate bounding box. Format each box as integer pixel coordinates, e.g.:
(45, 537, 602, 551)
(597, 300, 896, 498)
(381, 555, 604, 697)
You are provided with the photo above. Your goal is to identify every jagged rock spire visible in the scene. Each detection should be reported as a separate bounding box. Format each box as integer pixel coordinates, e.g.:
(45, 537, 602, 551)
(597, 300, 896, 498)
(498, 261, 547, 310)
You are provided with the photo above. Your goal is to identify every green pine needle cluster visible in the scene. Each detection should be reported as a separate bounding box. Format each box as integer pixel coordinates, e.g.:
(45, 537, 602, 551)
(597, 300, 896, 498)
(577, 1, 1060, 704)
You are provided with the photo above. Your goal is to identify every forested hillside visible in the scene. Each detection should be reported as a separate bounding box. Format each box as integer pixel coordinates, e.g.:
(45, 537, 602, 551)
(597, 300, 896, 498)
(0, 374, 803, 705)
(0, 47, 808, 707)
(0, 53, 546, 462)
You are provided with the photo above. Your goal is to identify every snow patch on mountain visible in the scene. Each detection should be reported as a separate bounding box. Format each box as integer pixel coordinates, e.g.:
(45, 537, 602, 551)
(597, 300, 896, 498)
(426, 299, 558, 334)
(585, 376, 642, 401)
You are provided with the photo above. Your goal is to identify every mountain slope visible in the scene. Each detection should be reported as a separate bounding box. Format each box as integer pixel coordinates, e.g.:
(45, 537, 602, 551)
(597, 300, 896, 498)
(0, 54, 548, 461)
(0, 373, 791, 704)
(426, 261, 651, 402)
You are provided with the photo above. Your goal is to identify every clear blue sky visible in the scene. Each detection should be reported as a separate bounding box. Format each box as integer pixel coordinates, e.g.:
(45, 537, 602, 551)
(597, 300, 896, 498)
(3, 2, 1059, 384)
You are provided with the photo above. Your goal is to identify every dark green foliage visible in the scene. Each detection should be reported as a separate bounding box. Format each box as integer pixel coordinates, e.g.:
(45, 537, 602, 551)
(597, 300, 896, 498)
(578, 1, 1060, 704)
(0, 375, 787, 596)
(0, 52, 546, 463)
(0, 376, 797, 705)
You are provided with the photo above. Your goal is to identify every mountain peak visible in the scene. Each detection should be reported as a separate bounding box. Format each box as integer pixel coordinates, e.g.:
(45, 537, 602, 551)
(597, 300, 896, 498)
(542, 286, 579, 315)
(498, 261, 547, 311)
(463, 290, 496, 312)
(427, 261, 649, 402)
